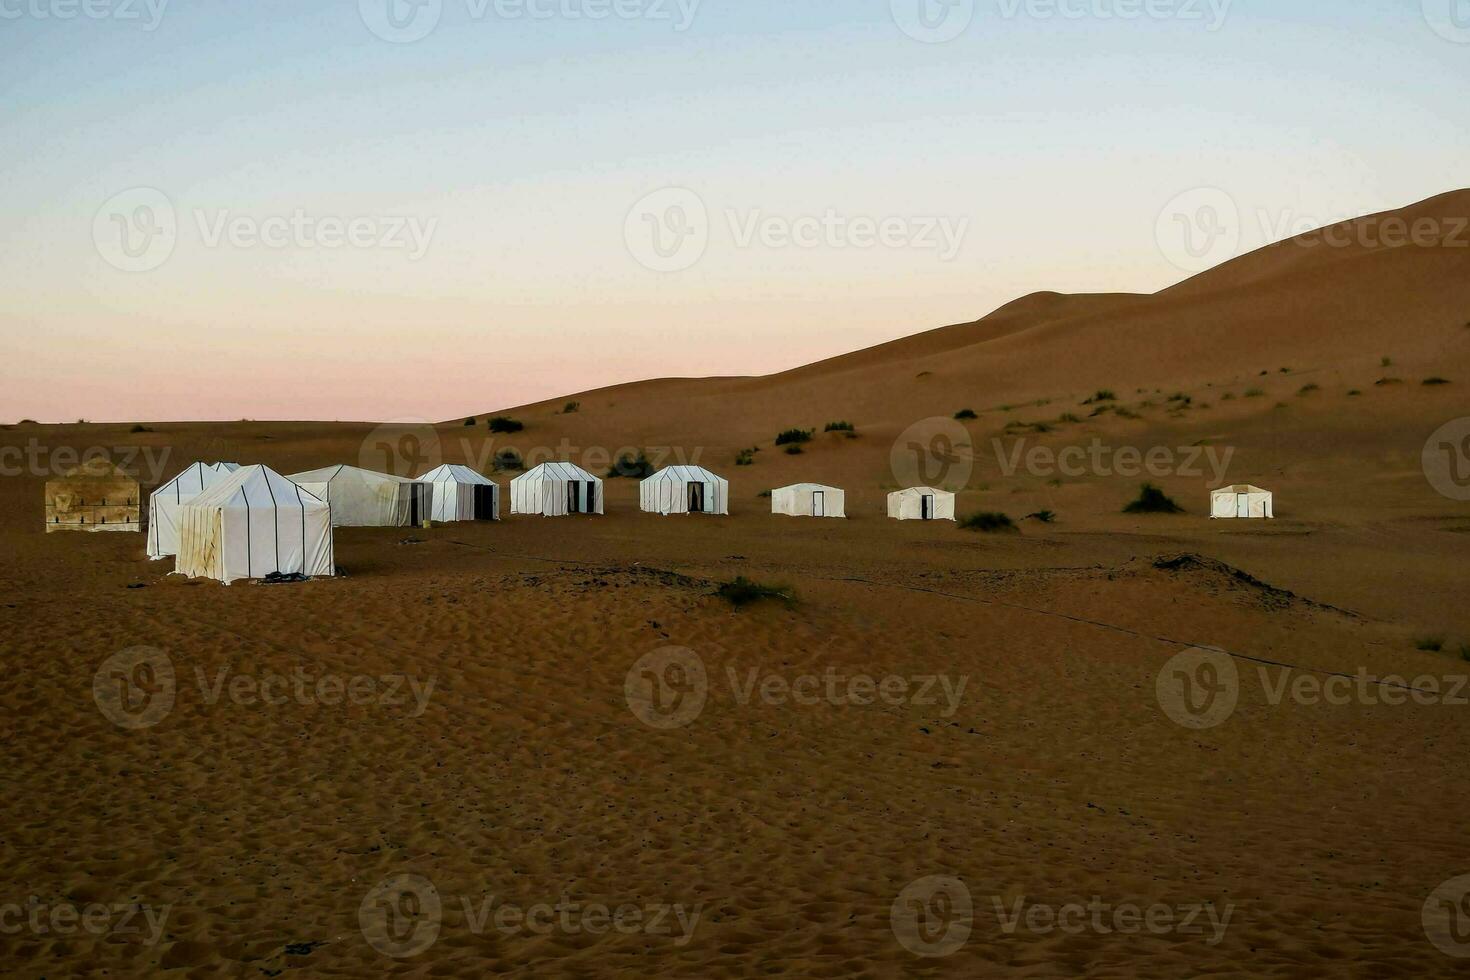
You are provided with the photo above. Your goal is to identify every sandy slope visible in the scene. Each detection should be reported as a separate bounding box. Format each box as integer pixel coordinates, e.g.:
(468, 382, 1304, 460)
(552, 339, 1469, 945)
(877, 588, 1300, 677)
(3, 191, 1470, 977)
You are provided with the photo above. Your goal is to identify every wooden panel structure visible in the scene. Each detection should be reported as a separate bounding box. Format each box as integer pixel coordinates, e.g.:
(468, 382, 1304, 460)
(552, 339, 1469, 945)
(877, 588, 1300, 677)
(44, 458, 141, 533)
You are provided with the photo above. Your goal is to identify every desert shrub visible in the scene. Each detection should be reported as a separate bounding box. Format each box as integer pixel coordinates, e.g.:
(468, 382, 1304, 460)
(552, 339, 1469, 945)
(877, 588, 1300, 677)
(735, 448, 757, 466)
(1167, 393, 1192, 405)
(492, 448, 524, 472)
(824, 420, 855, 433)
(1088, 405, 1113, 417)
(757, 489, 772, 498)
(1279, 367, 1291, 374)
(774, 428, 812, 446)
(129, 424, 153, 433)
(1298, 384, 1320, 395)
(463, 417, 476, 426)
(1347, 389, 1362, 396)
(1381, 356, 1393, 367)
(562, 401, 580, 414)
(784, 445, 804, 455)
(488, 416, 524, 433)
(1415, 636, 1445, 652)
(607, 451, 653, 479)
(1082, 390, 1117, 405)
(1374, 377, 1402, 386)
(1460, 644, 1470, 663)
(20, 419, 37, 424)
(1244, 388, 1265, 398)
(717, 577, 795, 608)
(961, 511, 1017, 532)
(1423, 377, 1451, 386)
(1220, 392, 1235, 401)
(1025, 510, 1056, 523)
(1124, 483, 1183, 514)
(953, 409, 978, 420)
(1057, 413, 1082, 424)
(1114, 407, 1141, 419)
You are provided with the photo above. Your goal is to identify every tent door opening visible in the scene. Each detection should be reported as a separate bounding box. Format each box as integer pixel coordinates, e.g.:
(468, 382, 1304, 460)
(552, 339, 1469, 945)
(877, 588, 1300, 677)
(921, 494, 934, 520)
(812, 491, 825, 517)
(1236, 495, 1249, 519)
(688, 482, 706, 513)
(473, 485, 494, 521)
(584, 481, 596, 514)
(410, 485, 423, 526)
(567, 482, 581, 514)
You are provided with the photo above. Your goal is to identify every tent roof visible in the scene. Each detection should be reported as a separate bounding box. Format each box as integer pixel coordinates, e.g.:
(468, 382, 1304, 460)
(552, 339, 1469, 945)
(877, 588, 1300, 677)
(514, 461, 599, 483)
(59, 458, 135, 480)
(774, 483, 841, 493)
(188, 465, 327, 512)
(644, 465, 726, 483)
(419, 463, 495, 485)
(1213, 484, 1270, 494)
(889, 486, 954, 498)
(289, 464, 420, 486)
(155, 461, 239, 493)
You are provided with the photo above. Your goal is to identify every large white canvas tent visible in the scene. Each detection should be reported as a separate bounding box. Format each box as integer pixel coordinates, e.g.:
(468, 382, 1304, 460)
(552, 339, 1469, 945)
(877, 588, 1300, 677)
(288, 465, 431, 527)
(510, 462, 603, 516)
(640, 466, 730, 516)
(771, 483, 845, 518)
(1211, 484, 1274, 519)
(176, 465, 334, 584)
(419, 464, 499, 522)
(888, 487, 956, 522)
(147, 461, 240, 559)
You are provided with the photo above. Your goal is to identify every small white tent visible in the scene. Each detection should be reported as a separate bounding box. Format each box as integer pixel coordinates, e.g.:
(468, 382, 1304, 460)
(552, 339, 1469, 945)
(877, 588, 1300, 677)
(888, 487, 956, 522)
(510, 462, 603, 516)
(1211, 484, 1274, 519)
(419, 464, 499, 522)
(288, 465, 431, 527)
(640, 466, 730, 516)
(176, 465, 334, 584)
(147, 461, 240, 559)
(771, 483, 845, 518)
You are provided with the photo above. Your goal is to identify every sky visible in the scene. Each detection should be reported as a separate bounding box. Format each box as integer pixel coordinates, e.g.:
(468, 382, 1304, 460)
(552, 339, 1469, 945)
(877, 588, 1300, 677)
(2, 0, 1467, 422)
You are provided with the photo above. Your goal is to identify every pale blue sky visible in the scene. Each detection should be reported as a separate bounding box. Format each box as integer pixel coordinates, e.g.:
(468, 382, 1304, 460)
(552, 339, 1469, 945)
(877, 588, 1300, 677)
(2, 0, 1467, 420)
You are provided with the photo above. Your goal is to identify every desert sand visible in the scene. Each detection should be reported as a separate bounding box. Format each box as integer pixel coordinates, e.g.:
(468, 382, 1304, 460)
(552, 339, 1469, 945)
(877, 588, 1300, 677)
(3, 191, 1470, 976)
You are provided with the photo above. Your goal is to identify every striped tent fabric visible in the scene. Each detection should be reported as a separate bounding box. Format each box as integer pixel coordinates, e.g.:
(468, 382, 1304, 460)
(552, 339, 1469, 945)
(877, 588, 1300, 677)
(147, 461, 240, 559)
(509, 462, 603, 517)
(639, 466, 730, 515)
(176, 465, 334, 584)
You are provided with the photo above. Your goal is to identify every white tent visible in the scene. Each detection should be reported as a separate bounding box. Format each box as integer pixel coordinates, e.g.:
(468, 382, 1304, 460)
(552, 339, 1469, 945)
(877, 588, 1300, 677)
(887, 487, 956, 522)
(419, 464, 499, 522)
(771, 483, 845, 518)
(640, 466, 730, 516)
(288, 465, 431, 527)
(510, 462, 603, 516)
(1211, 484, 1274, 519)
(147, 461, 240, 559)
(176, 465, 334, 584)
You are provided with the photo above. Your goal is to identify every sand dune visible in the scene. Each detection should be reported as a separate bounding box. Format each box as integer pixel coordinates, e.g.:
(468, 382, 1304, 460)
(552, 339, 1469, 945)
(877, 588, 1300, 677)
(3, 192, 1469, 976)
